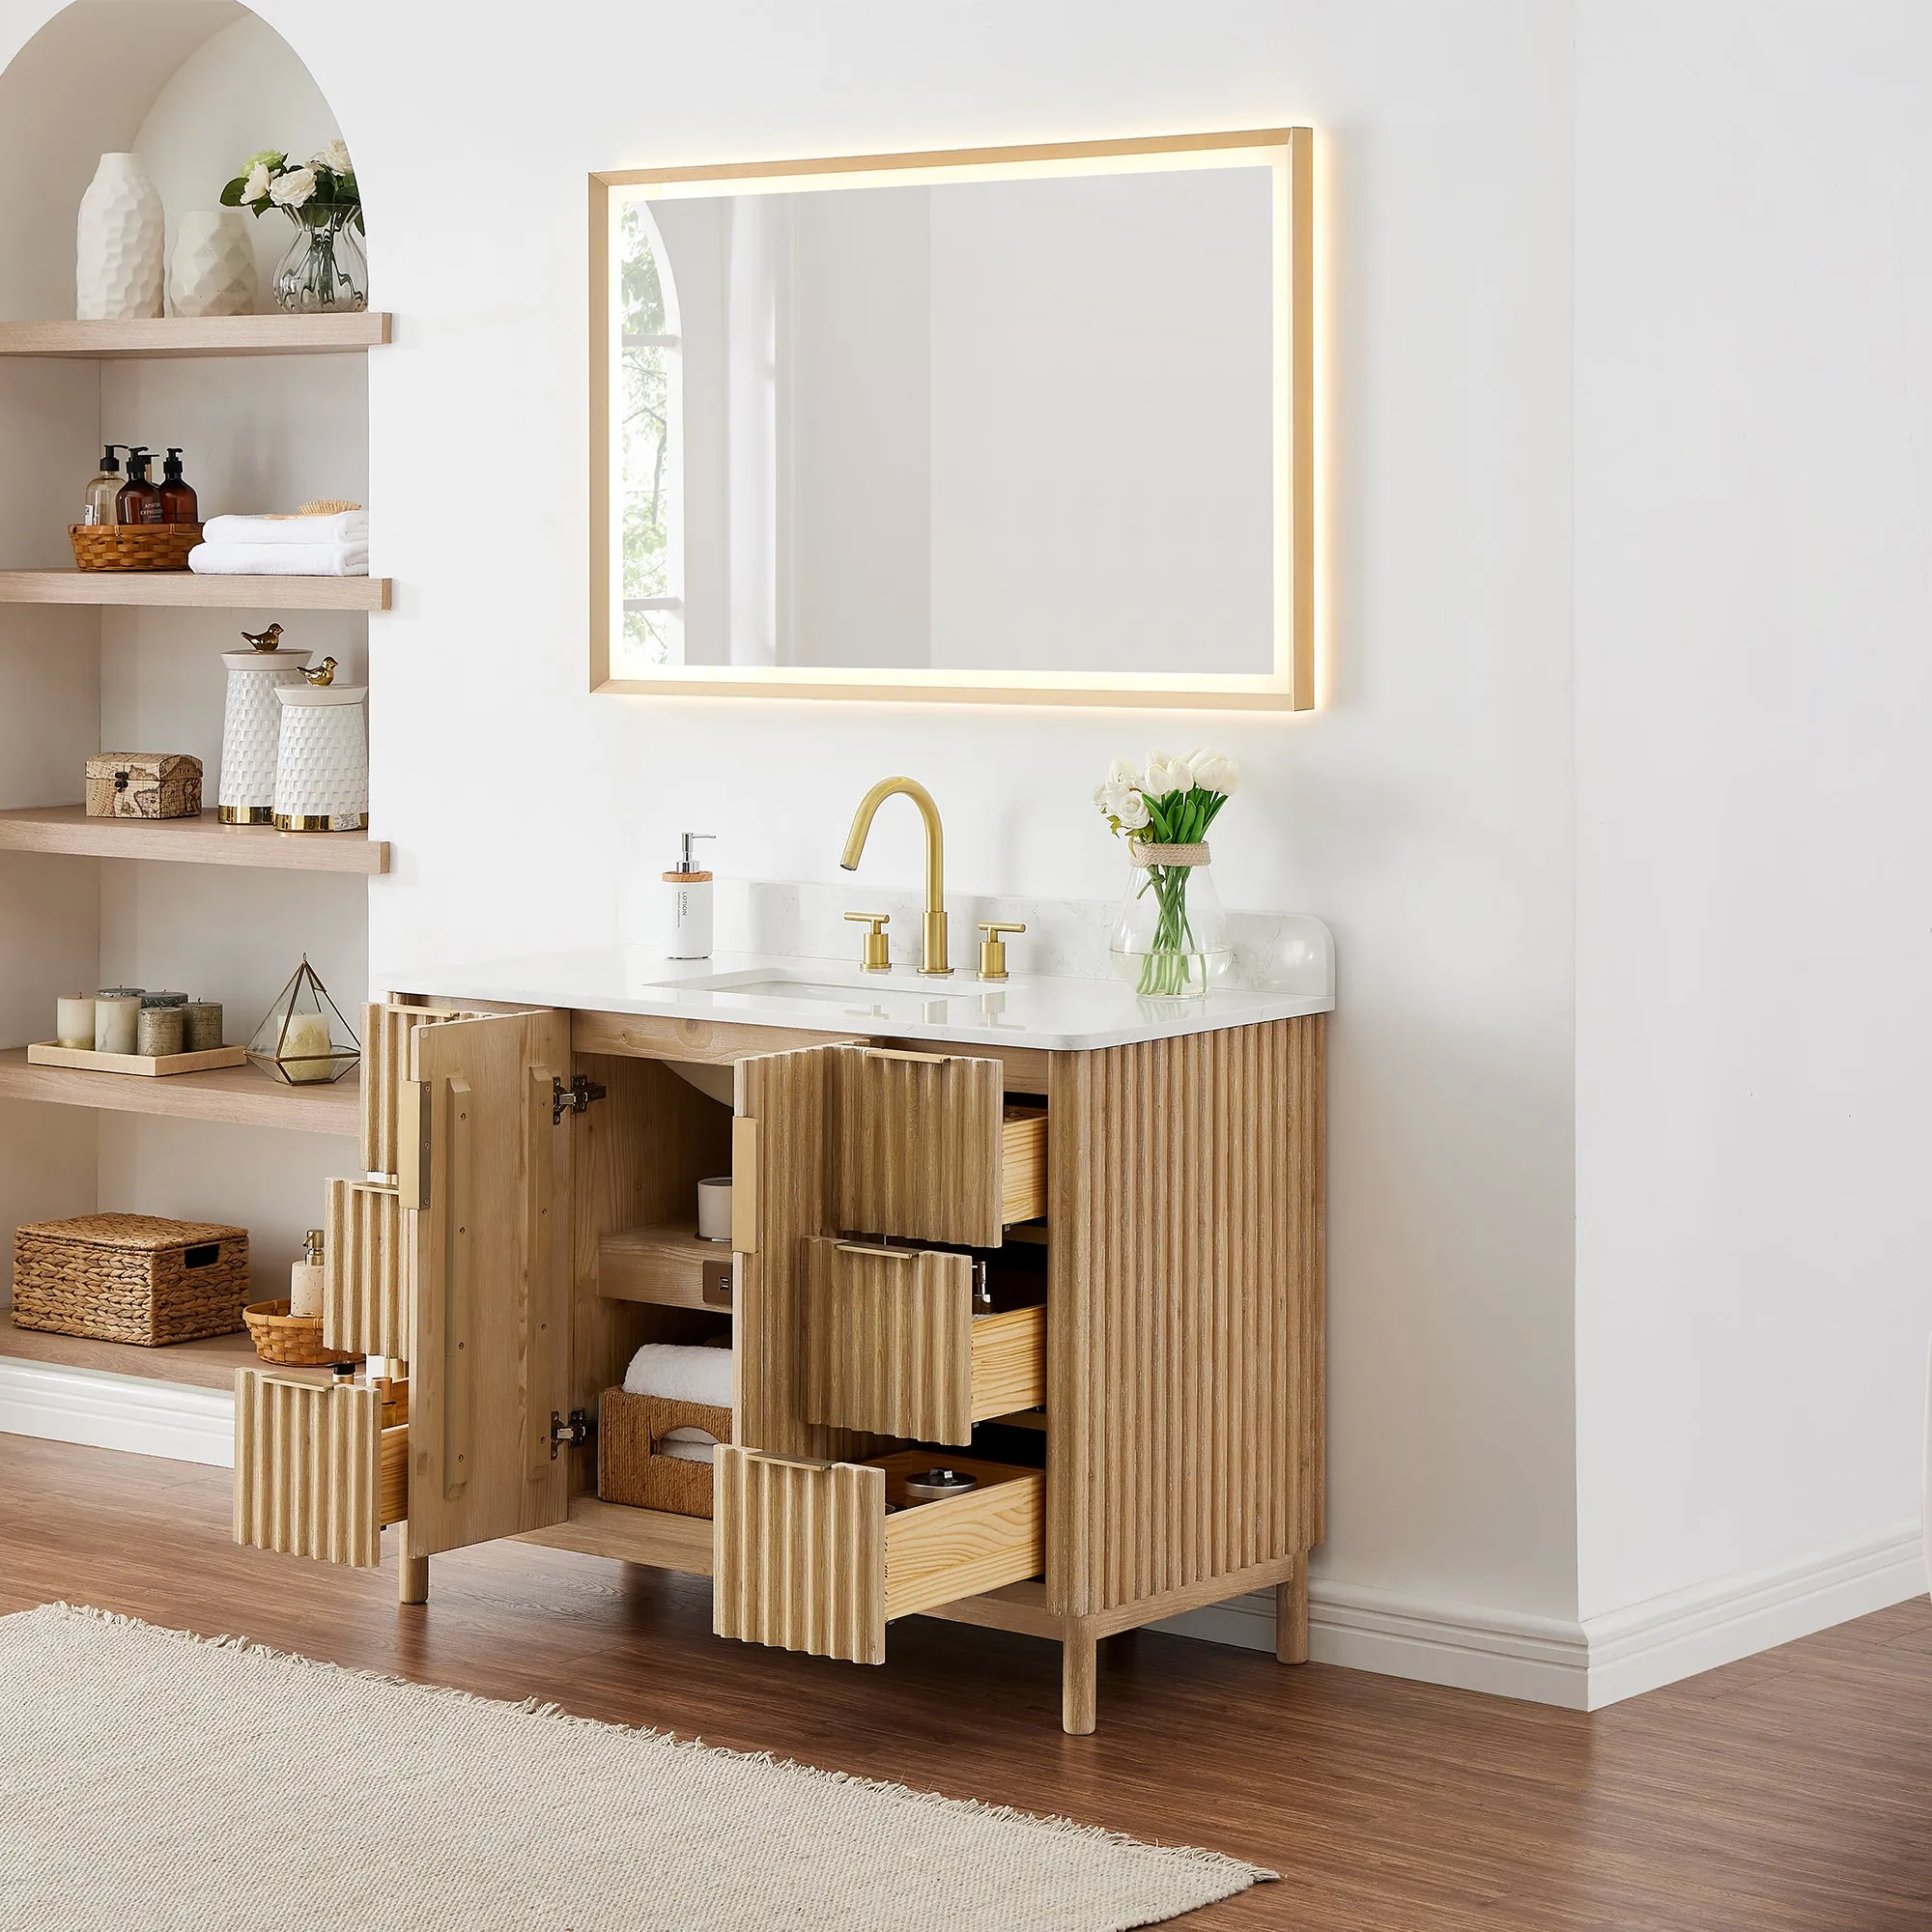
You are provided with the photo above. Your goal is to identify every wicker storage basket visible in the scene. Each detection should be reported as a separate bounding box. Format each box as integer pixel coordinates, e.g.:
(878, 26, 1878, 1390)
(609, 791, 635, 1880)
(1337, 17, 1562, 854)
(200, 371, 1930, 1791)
(242, 1298, 361, 1368)
(12, 1213, 248, 1346)
(69, 523, 203, 572)
(598, 1387, 731, 1518)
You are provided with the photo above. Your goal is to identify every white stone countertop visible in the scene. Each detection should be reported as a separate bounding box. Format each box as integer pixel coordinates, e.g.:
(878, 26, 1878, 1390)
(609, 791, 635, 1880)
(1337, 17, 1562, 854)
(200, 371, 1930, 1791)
(388, 923, 1335, 1054)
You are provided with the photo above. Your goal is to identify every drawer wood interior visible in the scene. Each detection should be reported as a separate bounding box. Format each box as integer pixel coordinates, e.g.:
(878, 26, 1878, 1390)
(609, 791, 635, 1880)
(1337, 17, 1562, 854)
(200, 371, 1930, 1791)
(800, 1237, 1045, 1443)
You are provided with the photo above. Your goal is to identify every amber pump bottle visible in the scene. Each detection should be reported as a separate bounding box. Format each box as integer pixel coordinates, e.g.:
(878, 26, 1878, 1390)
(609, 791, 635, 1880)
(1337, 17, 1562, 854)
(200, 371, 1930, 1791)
(116, 447, 162, 525)
(158, 448, 198, 525)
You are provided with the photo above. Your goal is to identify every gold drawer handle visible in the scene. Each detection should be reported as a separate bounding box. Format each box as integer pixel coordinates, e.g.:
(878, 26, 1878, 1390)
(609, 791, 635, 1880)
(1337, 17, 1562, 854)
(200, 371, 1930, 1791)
(858, 1047, 955, 1065)
(835, 1241, 917, 1261)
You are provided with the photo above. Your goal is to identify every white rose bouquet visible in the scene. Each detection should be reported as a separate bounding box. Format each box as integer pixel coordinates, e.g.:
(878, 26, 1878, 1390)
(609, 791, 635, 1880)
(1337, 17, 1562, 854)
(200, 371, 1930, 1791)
(221, 144, 361, 231)
(1094, 750, 1240, 996)
(220, 143, 366, 312)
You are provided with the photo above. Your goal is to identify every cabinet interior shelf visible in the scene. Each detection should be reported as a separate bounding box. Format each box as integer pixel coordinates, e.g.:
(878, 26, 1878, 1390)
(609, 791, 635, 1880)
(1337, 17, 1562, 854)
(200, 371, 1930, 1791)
(599, 1224, 732, 1310)
(0, 806, 387, 874)
(0, 571, 388, 610)
(0, 1047, 358, 1134)
(0, 313, 390, 358)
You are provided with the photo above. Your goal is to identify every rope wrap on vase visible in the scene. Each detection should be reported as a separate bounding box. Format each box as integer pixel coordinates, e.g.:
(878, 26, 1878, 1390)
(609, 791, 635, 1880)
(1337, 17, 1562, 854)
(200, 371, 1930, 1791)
(1129, 841, 1211, 867)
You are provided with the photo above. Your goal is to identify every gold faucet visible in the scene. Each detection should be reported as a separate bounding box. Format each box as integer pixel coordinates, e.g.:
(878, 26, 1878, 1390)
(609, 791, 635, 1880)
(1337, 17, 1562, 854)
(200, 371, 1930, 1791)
(839, 777, 951, 976)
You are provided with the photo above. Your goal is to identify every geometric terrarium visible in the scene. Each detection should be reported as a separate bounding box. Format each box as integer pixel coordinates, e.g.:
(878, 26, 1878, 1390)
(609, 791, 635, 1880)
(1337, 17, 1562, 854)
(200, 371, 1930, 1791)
(246, 955, 360, 1085)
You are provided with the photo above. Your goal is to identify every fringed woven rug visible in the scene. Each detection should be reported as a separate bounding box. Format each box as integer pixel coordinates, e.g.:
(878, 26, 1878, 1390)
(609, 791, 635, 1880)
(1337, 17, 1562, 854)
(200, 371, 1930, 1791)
(0, 1603, 1269, 1931)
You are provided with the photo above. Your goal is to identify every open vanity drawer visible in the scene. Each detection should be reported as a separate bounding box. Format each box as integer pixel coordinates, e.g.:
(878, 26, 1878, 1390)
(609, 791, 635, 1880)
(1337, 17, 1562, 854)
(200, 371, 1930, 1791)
(232, 1369, 408, 1569)
(800, 1237, 1045, 1444)
(828, 1046, 1046, 1245)
(713, 1448, 1044, 1664)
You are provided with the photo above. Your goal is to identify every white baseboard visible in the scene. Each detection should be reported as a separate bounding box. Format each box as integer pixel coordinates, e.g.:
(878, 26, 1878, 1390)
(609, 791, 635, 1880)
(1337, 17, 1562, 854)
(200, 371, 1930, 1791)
(1580, 1521, 1926, 1708)
(1154, 1521, 1928, 1710)
(0, 1358, 233, 1467)
(1154, 1583, 1592, 1707)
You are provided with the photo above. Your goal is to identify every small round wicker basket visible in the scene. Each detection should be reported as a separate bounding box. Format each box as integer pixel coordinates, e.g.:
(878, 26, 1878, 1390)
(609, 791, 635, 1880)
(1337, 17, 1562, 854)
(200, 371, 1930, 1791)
(242, 1298, 361, 1368)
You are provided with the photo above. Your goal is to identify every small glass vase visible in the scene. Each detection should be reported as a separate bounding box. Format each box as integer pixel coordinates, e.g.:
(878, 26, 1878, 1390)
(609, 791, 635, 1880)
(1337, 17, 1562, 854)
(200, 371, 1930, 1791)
(272, 203, 366, 313)
(1109, 844, 1233, 998)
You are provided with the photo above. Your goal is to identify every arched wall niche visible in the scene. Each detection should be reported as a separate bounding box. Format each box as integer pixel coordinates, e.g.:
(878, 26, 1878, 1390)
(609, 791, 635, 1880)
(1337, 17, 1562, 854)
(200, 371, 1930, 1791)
(0, 0, 377, 1310)
(0, 0, 362, 321)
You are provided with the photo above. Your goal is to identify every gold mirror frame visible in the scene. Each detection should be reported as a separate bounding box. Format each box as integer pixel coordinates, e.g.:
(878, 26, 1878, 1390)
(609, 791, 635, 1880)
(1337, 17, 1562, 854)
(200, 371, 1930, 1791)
(590, 128, 1313, 711)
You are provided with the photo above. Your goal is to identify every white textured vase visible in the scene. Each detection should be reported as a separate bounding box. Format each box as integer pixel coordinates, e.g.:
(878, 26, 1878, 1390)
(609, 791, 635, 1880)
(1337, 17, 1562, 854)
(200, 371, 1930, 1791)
(273, 683, 368, 832)
(76, 154, 164, 321)
(218, 646, 312, 822)
(170, 210, 256, 319)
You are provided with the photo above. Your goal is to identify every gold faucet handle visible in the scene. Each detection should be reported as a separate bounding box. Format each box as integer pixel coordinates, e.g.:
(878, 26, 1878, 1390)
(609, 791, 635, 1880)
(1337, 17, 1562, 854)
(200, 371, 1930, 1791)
(977, 921, 1026, 982)
(844, 911, 892, 972)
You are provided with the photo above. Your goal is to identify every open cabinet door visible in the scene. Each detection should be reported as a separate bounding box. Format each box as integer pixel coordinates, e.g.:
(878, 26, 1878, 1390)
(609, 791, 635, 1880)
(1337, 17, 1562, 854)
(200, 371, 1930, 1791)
(403, 1009, 573, 1558)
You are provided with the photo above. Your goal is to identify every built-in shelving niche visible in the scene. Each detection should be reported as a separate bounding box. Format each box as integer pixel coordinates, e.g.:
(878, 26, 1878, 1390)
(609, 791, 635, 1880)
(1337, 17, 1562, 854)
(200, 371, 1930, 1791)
(0, 1, 383, 1378)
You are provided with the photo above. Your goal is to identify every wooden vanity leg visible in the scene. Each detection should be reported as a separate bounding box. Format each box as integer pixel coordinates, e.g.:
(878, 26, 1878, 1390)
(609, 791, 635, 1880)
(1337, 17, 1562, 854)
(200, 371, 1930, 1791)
(1275, 1553, 1310, 1664)
(1062, 1625, 1098, 1735)
(399, 1545, 429, 1607)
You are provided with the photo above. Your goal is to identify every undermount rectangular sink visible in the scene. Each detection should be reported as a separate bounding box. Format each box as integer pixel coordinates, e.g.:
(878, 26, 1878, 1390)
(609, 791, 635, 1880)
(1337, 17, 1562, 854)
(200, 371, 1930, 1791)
(644, 967, 973, 1012)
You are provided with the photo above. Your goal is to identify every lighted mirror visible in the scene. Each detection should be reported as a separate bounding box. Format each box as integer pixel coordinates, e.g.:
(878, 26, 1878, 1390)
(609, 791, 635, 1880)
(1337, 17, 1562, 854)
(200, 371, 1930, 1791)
(591, 130, 1312, 709)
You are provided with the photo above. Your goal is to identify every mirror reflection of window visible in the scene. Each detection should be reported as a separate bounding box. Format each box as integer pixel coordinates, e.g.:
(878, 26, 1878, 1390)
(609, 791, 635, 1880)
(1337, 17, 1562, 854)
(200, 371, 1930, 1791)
(618, 202, 684, 667)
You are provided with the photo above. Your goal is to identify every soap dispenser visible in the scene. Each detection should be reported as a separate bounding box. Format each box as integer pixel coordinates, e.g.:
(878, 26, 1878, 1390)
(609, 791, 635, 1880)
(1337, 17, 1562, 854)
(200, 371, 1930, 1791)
(116, 447, 161, 525)
(82, 445, 122, 526)
(663, 833, 717, 960)
(158, 447, 198, 525)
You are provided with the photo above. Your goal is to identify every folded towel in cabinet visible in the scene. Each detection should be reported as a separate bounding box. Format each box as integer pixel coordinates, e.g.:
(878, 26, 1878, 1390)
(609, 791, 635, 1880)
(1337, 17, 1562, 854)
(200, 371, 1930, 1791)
(202, 511, 369, 546)
(622, 1342, 732, 1407)
(188, 542, 369, 578)
(658, 1429, 718, 1465)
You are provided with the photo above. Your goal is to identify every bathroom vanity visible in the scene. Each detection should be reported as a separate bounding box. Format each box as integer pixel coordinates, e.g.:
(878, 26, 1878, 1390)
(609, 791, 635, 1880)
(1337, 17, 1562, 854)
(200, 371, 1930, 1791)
(231, 940, 1330, 1733)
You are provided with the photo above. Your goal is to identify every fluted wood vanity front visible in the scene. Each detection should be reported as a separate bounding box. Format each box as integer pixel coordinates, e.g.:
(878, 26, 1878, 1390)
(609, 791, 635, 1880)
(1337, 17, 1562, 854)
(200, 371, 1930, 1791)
(232, 990, 1325, 1734)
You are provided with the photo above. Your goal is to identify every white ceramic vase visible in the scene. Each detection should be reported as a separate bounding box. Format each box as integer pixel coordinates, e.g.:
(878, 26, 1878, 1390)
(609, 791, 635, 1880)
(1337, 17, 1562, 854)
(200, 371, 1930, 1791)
(76, 153, 164, 321)
(218, 645, 312, 823)
(272, 682, 368, 832)
(170, 210, 257, 319)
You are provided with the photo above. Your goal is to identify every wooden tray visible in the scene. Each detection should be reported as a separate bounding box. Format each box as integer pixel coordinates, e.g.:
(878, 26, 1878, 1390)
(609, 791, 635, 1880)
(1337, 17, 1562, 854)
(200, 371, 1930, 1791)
(27, 1040, 245, 1078)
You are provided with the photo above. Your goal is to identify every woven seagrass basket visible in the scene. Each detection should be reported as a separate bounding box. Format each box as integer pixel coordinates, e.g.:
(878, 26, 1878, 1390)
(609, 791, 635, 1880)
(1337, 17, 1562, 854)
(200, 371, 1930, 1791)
(598, 1387, 730, 1518)
(242, 1298, 360, 1369)
(12, 1213, 247, 1346)
(69, 523, 202, 571)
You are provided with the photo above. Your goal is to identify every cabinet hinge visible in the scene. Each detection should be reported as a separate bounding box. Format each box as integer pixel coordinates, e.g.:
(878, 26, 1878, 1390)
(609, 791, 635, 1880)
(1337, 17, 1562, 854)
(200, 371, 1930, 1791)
(552, 1073, 607, 1124)
(549, 1407, 594, 1458)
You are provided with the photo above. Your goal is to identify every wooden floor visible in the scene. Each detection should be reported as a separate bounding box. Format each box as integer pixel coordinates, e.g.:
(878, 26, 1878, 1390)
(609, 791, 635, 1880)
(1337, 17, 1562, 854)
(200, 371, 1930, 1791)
(3, 1432, 1928, 1930)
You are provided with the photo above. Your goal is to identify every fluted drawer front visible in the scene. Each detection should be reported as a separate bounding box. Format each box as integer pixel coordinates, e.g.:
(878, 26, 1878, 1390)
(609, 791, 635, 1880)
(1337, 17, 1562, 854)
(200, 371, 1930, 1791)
(800, 1238, 1045, 1445)
(829, 1047, 1046, 1246)
(232, 1370, 407, 1569)
(713, 1447, 1044, 1665)
(323, 1178, 406, 1359)
(360, 1001, 469, 1177)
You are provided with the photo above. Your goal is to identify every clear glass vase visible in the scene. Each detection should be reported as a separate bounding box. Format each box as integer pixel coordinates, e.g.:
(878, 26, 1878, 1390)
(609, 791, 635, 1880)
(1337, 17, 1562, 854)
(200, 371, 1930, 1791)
(1109, 846, 1233, 998)
(272, 204, 366, 312)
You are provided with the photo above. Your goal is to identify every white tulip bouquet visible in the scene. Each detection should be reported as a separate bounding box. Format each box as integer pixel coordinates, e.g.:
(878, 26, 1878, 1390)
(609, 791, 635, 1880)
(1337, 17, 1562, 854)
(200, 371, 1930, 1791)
(1095, 750, 1240, 996)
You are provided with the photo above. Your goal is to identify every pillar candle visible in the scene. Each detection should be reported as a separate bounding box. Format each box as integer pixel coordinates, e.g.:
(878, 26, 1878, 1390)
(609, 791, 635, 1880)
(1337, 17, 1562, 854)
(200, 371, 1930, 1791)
(184, 1002, 222, 1052)
(93, 994, 140, 1054)
(56, 996, 96, 1049)
(282, 1011, 334, 1083)
(137, 1007, 185, 1057)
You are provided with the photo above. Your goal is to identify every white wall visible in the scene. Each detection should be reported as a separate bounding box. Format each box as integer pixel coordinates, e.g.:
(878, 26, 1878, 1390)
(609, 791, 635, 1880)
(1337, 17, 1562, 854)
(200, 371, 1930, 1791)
(1574, 1, 1932, 1617)
(308, 0, 1580, 1626)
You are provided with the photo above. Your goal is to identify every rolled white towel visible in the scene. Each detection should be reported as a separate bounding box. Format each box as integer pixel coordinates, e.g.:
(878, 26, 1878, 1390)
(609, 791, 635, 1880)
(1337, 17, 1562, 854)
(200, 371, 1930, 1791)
(188, 542, 369, 578)
(659, 1429, 718, 1465)
(202, 511, 369, 546)
(622, 1341, 732, 1407)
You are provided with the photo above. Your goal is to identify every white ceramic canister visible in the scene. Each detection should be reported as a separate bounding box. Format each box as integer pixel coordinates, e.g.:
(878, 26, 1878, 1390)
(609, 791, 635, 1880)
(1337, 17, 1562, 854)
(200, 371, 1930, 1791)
(272, 682, 368, 832)
(170, 210, 257, 319)
(219, 645, 313, 823)
(76, 154, 164, 322)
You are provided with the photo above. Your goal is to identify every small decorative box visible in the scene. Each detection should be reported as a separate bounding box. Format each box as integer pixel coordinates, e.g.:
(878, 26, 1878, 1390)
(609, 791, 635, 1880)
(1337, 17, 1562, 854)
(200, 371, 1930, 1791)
(85, 753, 203, 819)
